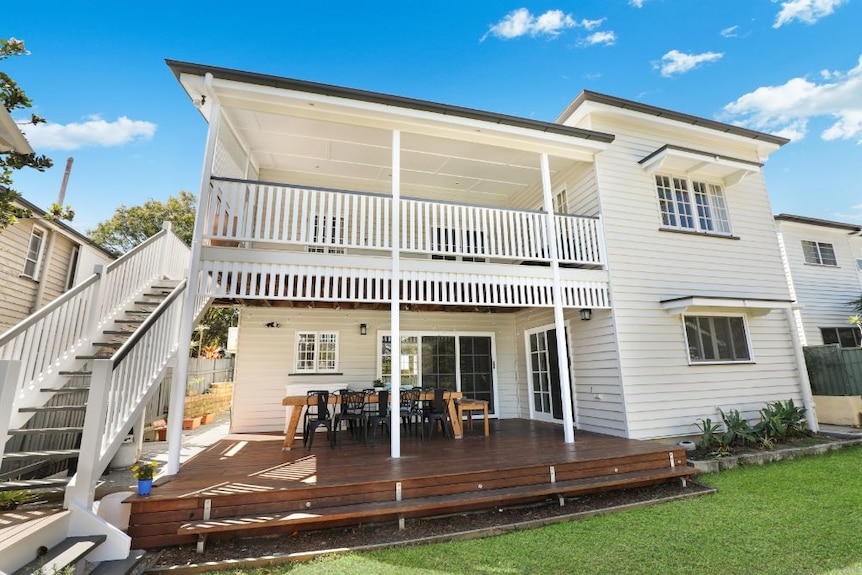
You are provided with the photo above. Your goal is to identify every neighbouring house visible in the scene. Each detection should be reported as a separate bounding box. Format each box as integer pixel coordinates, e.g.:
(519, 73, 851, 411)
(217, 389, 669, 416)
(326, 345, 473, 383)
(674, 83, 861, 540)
(168, 60, 817, 449)
(0, 196, 115, 332)
(775, 214, 862, 347)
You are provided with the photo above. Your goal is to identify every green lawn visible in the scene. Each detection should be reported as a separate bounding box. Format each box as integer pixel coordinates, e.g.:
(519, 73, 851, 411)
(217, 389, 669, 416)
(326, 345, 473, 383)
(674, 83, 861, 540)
(215, 445, 862, 575)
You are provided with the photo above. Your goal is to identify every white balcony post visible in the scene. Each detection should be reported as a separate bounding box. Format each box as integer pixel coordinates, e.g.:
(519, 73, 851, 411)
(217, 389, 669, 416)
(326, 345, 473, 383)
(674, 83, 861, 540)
(168, 73, 220, 475)
(390, 129, 402, 459)
(540, 153, 577, 443)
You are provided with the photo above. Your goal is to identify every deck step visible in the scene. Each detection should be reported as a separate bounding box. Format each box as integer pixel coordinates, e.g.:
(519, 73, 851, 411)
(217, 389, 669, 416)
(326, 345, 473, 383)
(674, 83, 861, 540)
(8, 427, 84, 435)
(19, 405, 87, 413)
(3, 449, 80, 461)
(11, 535, 107, 575)
(88, 549, 150, 575)
(0, 477, 71, 492)
(179, 467, 697, 538)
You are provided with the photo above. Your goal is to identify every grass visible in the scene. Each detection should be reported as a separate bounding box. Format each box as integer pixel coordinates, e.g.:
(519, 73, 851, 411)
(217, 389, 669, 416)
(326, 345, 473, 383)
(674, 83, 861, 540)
(210, 445, 862, 575)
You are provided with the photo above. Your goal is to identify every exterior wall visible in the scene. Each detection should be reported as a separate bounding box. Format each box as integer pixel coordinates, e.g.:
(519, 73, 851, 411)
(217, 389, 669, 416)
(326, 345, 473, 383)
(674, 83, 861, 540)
(0, 219, 40, 331)
(512, 307, 627, 436)
(585, 115, 804, 439)
(230, 307, 518, 433)
(76, 244, 113, 285)
(776, 220, 862, 346)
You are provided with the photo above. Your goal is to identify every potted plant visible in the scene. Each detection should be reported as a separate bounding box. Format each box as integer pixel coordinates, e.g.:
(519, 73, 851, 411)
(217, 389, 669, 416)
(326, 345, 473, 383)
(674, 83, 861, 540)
(131, 461, 159, 496)
(200, 394, 218, 424)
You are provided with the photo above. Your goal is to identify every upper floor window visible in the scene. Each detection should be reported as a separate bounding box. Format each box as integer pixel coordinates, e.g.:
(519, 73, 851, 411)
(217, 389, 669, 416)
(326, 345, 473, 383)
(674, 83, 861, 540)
(22, 227, 46, 280)
(801, 240, 837, 266)
(655, 175, 731, 235)
(821, 327, 861, 348)
(553, 187, 568, 214)
(295, 331, 339, 373)
(684, 315, 752, 363)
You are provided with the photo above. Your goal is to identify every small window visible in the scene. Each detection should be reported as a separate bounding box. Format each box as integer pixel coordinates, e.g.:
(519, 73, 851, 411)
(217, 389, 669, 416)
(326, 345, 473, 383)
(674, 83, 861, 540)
(684, 315, 752, 363)
(65, 246, 80, 291)
(23, 227, 46, 279)
(655, 175, 731, 235)
(295, 332, 339, 373)
(821, 327, 861, 348)
(553, 187, 568, 214)
(801, 241, 837, 266)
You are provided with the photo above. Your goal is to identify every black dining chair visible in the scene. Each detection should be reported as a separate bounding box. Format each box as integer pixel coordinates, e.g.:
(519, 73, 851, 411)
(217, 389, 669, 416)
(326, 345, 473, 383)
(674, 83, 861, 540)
(334, 389, 368, 445)
(367, 390, 390, 446)
(423, 388, 453, 440)
(399, 387, 424, 439)
(303, 390, 335, 450)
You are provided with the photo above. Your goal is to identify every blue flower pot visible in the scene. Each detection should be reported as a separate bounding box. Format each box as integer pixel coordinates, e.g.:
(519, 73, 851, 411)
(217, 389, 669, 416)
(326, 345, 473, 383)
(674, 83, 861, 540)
(137, 479, 152, 496)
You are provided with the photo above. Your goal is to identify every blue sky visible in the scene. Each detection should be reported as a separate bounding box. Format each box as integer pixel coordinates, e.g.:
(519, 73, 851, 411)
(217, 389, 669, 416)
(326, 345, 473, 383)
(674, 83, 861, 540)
(6, 0, 861, 232)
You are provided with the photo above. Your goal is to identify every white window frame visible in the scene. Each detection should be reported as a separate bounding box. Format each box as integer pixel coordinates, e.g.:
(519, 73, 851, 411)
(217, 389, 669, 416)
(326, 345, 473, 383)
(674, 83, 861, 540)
(553, 186, 568, 215)
(801, 240, 837, 266)
(22, 226, 46, 280)
(655, 174, 731, 235)
(294, 331, 339, 373)
(65, 245, 80, 291)
(682, 314, 754, 364)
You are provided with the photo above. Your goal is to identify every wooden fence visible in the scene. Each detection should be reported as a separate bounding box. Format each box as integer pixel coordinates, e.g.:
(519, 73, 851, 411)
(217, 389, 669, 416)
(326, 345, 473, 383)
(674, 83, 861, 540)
(803, 345, 862, 396)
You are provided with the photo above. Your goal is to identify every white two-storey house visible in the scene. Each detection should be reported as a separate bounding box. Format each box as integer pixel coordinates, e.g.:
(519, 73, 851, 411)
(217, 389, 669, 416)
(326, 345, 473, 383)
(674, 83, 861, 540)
(168, 61, 817, 457)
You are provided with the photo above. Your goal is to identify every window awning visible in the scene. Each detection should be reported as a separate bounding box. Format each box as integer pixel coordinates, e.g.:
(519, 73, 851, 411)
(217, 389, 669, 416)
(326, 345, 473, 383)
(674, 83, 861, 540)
(660, 296, 795, 317)
(639, 145, 762, 186)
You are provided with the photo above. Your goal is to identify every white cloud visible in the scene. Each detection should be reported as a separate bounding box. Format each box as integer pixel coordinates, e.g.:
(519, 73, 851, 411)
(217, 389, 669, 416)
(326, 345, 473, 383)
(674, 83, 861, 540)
(483, 8, 575, 40)
(773, 0, 847, 28)
(720, 25, 739, 38)
(20, 115, 157, 151)
(657, 50, 724, 77)
(579, 18, 605, 31)
(629, 0, 644, 7)
(722, 54, 862, 143)
(581, 31, 617, 47)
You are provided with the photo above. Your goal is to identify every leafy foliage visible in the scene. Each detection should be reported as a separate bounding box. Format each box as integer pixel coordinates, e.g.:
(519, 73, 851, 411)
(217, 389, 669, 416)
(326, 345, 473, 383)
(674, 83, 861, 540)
(696, 399, 810, 456)
(0, 38, 69, 230)
(88, 191, 195, 255)
(850, 295, 862, 314)
(131, 461, 158, 480)
(0, 489, 35, 510)
(695, 417, 721, 452)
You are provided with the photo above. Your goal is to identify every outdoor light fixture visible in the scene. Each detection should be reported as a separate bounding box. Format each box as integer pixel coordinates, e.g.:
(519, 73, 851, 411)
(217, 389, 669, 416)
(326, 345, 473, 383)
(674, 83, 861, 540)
(580, 309, 592, 321)
(265, 321, 280, 329)
(360, 323, 368, 336)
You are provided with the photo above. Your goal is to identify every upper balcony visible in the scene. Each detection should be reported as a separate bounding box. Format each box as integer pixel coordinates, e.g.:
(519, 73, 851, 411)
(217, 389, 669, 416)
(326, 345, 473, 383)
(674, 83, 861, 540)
(198, 178, 610, 310)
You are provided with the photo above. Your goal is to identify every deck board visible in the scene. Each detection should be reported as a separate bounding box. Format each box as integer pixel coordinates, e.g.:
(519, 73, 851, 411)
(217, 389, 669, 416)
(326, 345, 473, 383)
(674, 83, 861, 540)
(128, 419, 694, 548)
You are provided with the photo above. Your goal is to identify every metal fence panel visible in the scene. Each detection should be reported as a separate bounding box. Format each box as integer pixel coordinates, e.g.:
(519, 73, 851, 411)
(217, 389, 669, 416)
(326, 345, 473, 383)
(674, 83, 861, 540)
(803, 345, 862, 395)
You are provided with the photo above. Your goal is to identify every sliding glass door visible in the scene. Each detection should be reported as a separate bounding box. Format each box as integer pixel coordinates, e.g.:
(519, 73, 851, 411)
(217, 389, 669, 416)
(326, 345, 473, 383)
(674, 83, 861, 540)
(380, 332, 495, 414)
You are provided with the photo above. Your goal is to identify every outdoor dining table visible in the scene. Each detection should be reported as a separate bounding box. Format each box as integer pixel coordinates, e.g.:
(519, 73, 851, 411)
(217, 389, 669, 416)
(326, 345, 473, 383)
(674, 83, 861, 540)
(281, 389, 463, 450)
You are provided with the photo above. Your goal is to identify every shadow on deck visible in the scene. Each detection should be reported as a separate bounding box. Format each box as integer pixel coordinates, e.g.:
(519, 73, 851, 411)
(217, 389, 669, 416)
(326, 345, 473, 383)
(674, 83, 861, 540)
(127, 419, 697, 549)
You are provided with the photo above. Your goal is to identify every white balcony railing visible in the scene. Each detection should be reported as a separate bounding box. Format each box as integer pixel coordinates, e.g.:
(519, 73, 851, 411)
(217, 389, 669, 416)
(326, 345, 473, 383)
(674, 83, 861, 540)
(205, 178, 604, 266)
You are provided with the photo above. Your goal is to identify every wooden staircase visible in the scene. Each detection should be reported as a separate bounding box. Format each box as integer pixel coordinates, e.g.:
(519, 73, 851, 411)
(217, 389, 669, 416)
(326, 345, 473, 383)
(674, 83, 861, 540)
(0, 281, 181, 494)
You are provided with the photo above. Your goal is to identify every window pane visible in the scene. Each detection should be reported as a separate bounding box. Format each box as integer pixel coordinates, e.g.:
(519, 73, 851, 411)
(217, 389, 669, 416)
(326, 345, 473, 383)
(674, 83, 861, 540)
(801, 241, 820, 264)
(729, 317, 751, 360)
(685, 317, 703, 361)
(656, 175, 677, 227)
(672, 178, 694, 229)
(818, 243, 837, 266)
(821, 328, 839, 345)
(712, 317, 732, 360)
(708, 185, 731, 234)
(317, 333, 337, 371)
(296, 333, 316, 371)
(837, 327, 861, 348)
(693, 181, 712, 231)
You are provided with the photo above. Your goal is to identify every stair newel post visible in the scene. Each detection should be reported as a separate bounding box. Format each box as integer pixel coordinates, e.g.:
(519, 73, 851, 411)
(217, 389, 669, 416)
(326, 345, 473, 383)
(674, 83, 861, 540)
(65, 359, 113, 510)
(0, 360, 22, 469)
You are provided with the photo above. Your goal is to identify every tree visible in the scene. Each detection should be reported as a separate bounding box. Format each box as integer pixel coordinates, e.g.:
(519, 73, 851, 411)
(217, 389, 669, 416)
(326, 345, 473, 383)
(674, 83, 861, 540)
(1, 37, 72, 229)
(88, 191, 196, 255)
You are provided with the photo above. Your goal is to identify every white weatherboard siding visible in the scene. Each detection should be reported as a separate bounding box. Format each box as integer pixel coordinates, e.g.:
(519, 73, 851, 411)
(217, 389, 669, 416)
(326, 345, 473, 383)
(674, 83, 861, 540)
(230, 308, 518, 433)
(586, 117, 803, 439)
(512, 308, 627, 436)
(776, 220, 862, 346)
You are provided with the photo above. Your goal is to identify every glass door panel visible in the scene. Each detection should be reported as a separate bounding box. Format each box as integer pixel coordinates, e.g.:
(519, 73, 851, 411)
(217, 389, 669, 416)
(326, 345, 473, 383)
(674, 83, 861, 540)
(421, 336, 456, 390)
(459, 336, 494, 414)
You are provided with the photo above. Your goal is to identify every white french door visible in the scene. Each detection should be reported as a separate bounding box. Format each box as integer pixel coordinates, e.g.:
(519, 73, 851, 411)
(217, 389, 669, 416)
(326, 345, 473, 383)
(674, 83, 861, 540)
(525, 324, 573, 424)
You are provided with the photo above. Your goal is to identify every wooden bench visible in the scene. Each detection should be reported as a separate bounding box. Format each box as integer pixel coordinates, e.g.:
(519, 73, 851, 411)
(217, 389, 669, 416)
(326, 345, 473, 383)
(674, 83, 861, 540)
(178, 466, 697, 551)
(455, 398, 489, 436)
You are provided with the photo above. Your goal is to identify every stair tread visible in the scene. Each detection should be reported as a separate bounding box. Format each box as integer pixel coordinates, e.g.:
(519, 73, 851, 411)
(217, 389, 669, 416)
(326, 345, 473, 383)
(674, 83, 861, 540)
(11, 535, 107, 575)
(88, 549, 149, 575)
(40, 386, 90, 392)
(0, 477, 71, 492)
(4, 449, 80, 459)
(19, 405, 87, 413)
(179, 467, 696, 534)
(58, 371, 92, 376)
(8, 426, 84, 434)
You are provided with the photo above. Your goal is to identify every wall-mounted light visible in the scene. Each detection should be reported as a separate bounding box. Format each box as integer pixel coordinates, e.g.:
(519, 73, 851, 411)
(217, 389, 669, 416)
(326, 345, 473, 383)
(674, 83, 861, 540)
(265, 321, 280, 329)
(579, 308, 592, 321)
(360, 323, 367, 336)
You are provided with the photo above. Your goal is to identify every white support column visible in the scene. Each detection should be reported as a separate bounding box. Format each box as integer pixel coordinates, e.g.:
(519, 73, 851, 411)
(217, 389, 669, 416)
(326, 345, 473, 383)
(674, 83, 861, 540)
(540, 153, 577, 443)
(65, 359, 112, 509)
(168, 73, 221, 475)
(390, 130, 401, 459)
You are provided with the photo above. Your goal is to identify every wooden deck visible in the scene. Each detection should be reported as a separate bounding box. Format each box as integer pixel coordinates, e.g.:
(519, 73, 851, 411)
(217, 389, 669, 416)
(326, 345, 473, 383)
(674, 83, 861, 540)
(127, 420, 697, 549)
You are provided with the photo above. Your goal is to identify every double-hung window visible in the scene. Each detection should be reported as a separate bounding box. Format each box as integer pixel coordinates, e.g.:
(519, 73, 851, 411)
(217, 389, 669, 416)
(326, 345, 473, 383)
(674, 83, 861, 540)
(23, 227, 46, 279)
(684, 315, 752, 363)
(655, 175, 731, 235)
(801, 241, 837, 266)
(295, 332, 339, 373)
